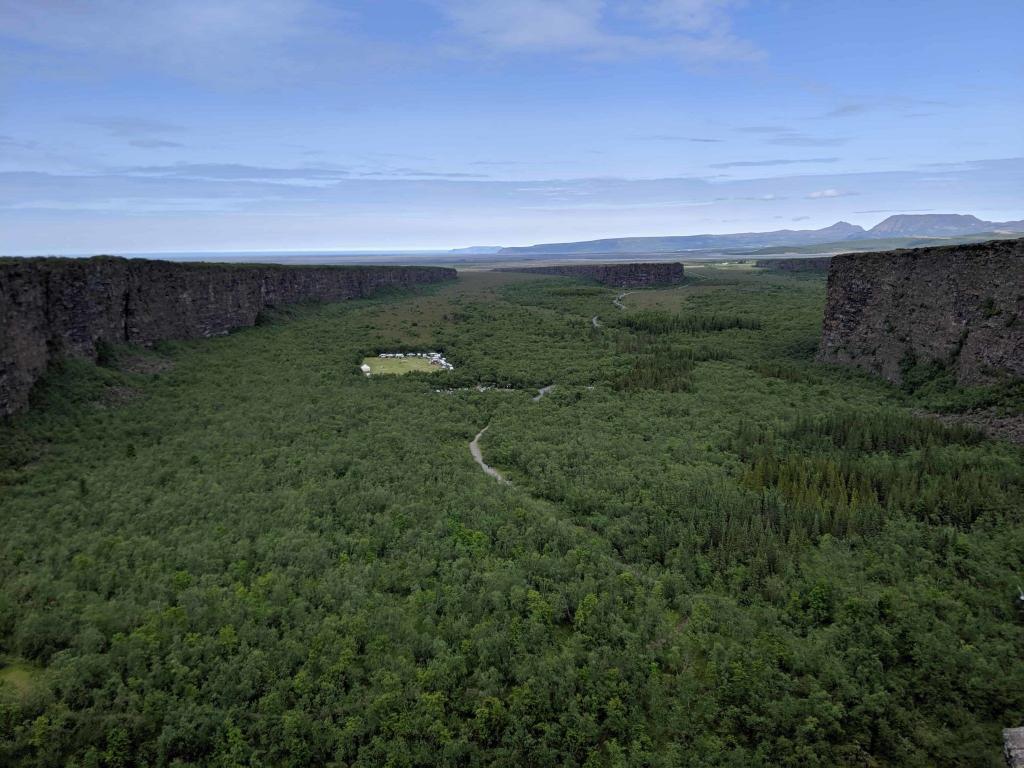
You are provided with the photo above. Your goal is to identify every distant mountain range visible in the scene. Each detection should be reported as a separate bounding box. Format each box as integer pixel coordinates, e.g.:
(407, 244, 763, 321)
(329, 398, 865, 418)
(447, 245, 503, 254)
(460, 214, 1024, 256)
(863, 213, 1024, 237)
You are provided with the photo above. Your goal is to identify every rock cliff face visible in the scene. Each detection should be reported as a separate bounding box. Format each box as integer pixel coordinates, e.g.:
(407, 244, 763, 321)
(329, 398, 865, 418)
(817, 238, 1023, 384)
(0, 256, 455, 416)
(495, 262, 683, 287)
(755, 257, 832, 272)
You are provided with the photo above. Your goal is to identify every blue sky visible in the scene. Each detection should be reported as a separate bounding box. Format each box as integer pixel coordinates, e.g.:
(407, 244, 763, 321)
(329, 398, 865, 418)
(1, 0, 1021, 253)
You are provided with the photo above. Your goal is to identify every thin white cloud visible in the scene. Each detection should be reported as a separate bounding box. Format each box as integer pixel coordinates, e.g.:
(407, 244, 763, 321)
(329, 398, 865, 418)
(437, 0, 760, 62)
(359, 168, 490, 179)
(807, 188, 855, 199)
(129, 139, 185, 149)
(767, 134, 847, 147)
(76, 117, 187, 149)
(0, 135, 39, 151)
(0, 0, 760, 90)
(736, 125, 790, 133)
(854, 208, 935, 214)
(126, 163, 351, 182)
(817, 103, 869, 119)
(0, 0, 388, 86)
(640, 0, 746, 33)
(78, 117, 185, 138)
(636, 134, 724, 142)
(522, 198, 718, 211)
(732, 125, 847, 147)
(711, 157, 839, 168)
(440, 0, 606, 51)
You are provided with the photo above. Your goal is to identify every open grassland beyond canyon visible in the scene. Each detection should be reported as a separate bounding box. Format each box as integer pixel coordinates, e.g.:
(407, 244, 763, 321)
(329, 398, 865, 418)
(1, 266, 1022, 767)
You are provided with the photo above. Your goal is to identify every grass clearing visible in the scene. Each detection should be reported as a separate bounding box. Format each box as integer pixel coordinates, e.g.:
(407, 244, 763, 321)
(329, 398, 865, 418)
(363, 355, 442, 375)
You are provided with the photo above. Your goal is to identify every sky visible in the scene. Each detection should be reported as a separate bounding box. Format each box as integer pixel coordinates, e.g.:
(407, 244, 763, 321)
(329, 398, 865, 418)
(1, 0, 1022, 254)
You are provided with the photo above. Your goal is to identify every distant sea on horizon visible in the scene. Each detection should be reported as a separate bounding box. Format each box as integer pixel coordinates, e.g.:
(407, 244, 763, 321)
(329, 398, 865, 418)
(122, 250, 457, 265)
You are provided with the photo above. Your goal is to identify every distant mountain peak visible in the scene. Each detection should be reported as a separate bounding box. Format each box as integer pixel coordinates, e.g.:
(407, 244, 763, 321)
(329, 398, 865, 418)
(867, 213, 994, 237)
(819, 221, 867, 238)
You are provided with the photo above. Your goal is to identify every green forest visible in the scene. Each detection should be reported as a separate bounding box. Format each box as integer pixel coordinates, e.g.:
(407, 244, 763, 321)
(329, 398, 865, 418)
(1, 265, 1022, 767)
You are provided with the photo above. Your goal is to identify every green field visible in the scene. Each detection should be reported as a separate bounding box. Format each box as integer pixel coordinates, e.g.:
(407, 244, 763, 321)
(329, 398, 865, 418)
(1, 268, 1021, 766)
(362, 355, 440, 375)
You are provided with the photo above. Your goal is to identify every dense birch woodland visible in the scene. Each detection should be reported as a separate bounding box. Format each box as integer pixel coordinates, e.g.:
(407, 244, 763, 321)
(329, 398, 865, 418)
(2, 266, 1022, 767)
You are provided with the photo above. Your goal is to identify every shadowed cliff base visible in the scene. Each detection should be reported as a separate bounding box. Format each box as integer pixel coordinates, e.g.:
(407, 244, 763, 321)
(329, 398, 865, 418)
(0, 256, 456, 416)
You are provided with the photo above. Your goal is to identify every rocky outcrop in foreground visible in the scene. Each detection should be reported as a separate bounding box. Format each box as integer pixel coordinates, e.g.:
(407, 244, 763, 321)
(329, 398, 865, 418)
(755, 257, 832, 272)
(817, 238, 1023, 384)
(496, 262, 683, 287)
(0, 257, 455, 416)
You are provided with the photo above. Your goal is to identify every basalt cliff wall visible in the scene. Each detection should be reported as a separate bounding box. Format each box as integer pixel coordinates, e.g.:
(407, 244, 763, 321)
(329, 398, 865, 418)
(0, 256, 456, 416)
(817, 238, 1023, 385)
(495, 262, 683, 287)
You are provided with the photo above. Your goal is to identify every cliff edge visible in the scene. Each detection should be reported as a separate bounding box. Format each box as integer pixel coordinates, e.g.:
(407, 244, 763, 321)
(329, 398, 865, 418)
(817, 238, 1023, 385)
(0, 257, 456, 416)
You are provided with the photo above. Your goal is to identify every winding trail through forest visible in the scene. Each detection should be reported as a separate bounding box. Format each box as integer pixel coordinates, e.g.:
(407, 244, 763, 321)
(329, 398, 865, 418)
(471, 385, 555, 483)
(470, 286, 641, 481)
(469, 426, 509, 484)
(593, 288, 633, 326)
(532, 385, 556, 402)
